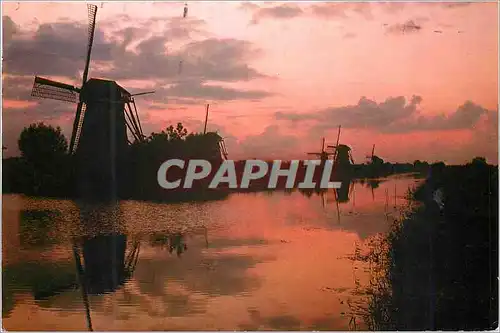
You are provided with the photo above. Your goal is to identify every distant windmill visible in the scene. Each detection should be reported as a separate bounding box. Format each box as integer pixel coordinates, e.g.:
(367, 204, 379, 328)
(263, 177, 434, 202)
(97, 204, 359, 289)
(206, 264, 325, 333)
(30, 4, 154, 152)
(202, 104, 228, 160)
(327, 125, 354, 166)
(307, 137, 335, 161)
(366, 144, 375, 163)
(219, 137, 229, 160)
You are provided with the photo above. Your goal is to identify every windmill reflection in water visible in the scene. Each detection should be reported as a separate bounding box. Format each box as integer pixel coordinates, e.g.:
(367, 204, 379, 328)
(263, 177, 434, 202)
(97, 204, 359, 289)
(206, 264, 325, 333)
(71, 203, 140, 331)
(71, 202, 196, 331)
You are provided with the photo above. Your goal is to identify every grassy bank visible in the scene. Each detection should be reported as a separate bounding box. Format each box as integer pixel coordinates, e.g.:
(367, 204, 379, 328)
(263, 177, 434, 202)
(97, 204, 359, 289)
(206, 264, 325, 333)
(356, 163, 498, 330)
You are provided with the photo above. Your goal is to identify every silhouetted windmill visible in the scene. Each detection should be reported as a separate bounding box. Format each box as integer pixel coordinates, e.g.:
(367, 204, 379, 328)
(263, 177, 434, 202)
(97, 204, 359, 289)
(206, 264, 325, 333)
(30, 4, 154, 152)
(219, 137, 229, 160)
(327, 125, 354, 166)
(29, 4, 155, 199)
(366, 144, 376, 163)
(202, 104, 228, 160)
(307, 137, 334, 161)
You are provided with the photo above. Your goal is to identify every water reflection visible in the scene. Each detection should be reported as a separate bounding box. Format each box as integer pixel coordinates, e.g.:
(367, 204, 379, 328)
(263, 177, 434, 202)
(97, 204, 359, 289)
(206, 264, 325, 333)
(2, 176, 421, 331)
(19, 209, 60, 248)
(150, 232, 188, 257)
(298, 178, 353, 203)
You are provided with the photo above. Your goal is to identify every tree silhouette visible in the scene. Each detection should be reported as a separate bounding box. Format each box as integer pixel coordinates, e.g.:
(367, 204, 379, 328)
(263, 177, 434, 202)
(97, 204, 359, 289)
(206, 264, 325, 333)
(19, 123, 68, 162)
(17, 123, 71, 196)
(165, 122, 188, 141)
(470, 156, 487, 166)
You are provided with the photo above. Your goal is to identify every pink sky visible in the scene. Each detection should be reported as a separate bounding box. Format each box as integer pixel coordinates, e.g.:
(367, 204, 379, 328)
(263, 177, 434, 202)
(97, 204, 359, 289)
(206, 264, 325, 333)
(2, 1, 498, 164)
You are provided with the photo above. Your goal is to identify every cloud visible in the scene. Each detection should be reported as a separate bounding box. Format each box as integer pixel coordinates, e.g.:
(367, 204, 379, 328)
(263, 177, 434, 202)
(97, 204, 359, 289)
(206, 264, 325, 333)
(343, 32, 357, 39)
(238, 125, 302, 159)
(95, 36, 267, 84)
(274, 96, 496, 134)
(441, 2, 472, 8)
(309, 3, 348, 19)
(3, 19, 115, 78)
(396, 100, 493, 132)
(251, 4, 304, 23)
(163, 79, 273, 101)
(238, 2, 260, 12)
(308, 3, 372, 20)
(2, 17, 270, 100)
(3, 15, 267, 84)
(2, 75, 35, 101)
(386, 20, 422, 34)
(3, 16, 18, 46)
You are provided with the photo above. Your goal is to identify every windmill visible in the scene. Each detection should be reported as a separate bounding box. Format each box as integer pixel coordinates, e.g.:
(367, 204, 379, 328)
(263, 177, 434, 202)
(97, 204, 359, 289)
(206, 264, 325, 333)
(366, 144, 375, 164)
(219, 138, 229, 160)
(202, 104, 229, 161)
(30, 4, 154, 153)
(307, 137, 335, 161)
(30, 4, 154, 199)
(327, 125, 354, 166)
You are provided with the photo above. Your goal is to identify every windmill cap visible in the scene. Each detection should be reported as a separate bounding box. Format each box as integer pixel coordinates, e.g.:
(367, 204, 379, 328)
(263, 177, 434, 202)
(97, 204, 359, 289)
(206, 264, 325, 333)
(80, 78, 132, 103)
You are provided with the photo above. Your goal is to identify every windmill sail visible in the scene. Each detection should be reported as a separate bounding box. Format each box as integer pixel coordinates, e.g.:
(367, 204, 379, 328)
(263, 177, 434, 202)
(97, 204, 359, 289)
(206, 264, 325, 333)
(31, 76, 79, 103)
(69, 4, 98, 154)
(82, 4, 98, 85)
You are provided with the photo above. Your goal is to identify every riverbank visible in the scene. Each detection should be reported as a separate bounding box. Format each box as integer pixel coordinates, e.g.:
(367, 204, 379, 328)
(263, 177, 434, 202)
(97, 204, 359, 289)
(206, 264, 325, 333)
(3, 156, 427, 203)
(357, 163, 498, 330)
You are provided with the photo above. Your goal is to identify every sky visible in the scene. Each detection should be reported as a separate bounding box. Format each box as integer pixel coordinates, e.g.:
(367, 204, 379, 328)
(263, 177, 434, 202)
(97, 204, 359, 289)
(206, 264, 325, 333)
(2, 1, 498, 164)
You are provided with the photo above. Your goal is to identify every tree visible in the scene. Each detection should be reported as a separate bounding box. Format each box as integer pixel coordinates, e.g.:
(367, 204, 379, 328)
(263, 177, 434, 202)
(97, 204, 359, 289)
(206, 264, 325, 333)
(165, 122, 188, 141)
(17, 123, 70, 195)
(18, 123, 68, 164)
(470, 156, 487, 166)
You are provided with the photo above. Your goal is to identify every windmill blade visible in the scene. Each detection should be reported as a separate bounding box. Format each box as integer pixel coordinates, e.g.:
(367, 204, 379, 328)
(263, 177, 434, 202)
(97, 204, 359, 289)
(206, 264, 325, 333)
(31, 76, 79, 103)
(70, 102, 87, 153)
(69, 4, 98, 154)
(335, 125, 341, 146)
(72, 245, 93, 331)
(333, 189, 341, 224)
(333, 125, 341, 162)
(130, 91, 155, 97)
(126, 102, 142, 140)
(131, 100, 144, 139)
(81, 4, 98, 86)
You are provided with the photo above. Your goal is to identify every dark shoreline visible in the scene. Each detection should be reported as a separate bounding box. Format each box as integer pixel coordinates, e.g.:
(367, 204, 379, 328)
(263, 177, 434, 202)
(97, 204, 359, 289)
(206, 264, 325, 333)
(3, 155, 429, 203)
(355, 163, 499, 330)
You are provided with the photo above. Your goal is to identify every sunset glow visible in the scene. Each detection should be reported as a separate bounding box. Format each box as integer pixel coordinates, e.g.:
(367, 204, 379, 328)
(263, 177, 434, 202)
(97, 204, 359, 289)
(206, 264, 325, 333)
(2, 1, 498, 164)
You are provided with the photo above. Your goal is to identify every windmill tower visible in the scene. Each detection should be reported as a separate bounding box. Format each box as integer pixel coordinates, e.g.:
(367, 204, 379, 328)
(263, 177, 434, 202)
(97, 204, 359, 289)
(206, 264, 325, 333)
(30, 5, 154, 200)
(327, 126, 354, 167)
(327, 126, 354, 180)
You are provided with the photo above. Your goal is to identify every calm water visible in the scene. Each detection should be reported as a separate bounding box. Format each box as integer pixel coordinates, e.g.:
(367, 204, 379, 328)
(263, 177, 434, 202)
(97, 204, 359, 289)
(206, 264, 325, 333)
(2, 176, 421, 331)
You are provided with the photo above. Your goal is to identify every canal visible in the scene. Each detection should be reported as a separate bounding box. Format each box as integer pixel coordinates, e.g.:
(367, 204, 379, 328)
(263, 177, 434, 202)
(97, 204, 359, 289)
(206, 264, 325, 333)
(2, 175, 421, 331)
